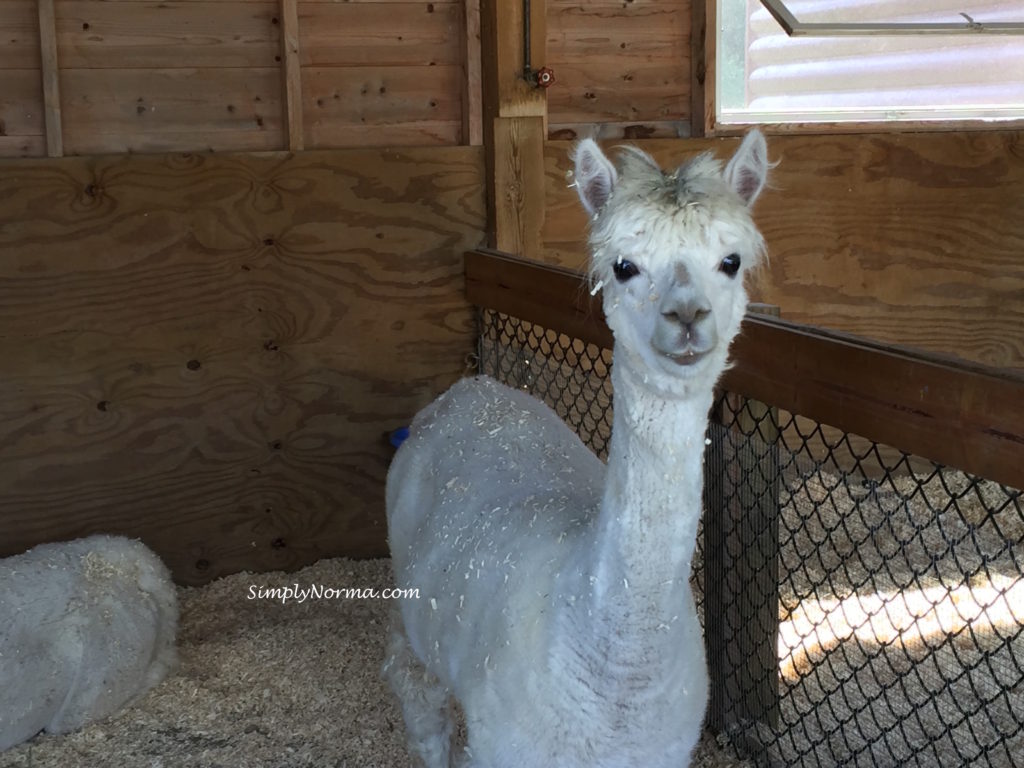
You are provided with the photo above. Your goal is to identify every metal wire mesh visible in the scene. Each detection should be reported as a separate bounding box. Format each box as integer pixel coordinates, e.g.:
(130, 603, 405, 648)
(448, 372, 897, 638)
(478, 308, 1024, 768)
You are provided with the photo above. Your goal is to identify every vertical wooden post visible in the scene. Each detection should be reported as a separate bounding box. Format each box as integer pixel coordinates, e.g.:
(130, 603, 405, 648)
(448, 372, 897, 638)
(280, 0, 304, 151)
(690, 0, 708, 137)
(702, 0, 718, 136)
(704, 304, 781, 738)
(463, 0, 483, 146)
(38, 0, 63, 157)
(480, 0, 547, 257)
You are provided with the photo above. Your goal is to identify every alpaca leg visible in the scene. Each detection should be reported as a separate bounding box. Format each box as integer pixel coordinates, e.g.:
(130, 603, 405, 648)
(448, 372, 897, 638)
(382, 610, 455, 768)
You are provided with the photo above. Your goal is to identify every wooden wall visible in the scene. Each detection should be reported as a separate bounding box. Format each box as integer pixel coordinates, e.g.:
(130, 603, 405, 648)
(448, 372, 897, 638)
(546, 0, 690, 140)
(300, 0, 466, 147)
(2, 0, 1022, 584)
(0, 0, 471, 157)
(1, 0, 698, 157)
(0, 147, 485, 584)
(0, 1, 45, 156)
(542, 130, 1024, 371)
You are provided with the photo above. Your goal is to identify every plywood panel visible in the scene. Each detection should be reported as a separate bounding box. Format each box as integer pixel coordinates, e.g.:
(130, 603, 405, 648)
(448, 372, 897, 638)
(303, 65, 461, 148)
(542, 132, 1024, 370)
(54, 0, 281, 68)
(0, 146, 485, 584)
(61, 68, 284, 154)
(299, 1, 461, 66)
(547, 0, 689, 130)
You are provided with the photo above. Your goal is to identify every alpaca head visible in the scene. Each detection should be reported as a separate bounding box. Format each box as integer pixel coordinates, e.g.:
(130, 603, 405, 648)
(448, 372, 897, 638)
(572, 131, 769, 397)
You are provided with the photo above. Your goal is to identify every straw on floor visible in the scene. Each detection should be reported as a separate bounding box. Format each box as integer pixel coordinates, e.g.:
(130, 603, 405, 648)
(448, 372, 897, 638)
(0, 557, 749, 768)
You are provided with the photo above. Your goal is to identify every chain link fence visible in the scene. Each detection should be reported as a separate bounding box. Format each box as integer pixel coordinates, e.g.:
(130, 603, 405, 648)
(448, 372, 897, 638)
(478, 308, 1024, 768)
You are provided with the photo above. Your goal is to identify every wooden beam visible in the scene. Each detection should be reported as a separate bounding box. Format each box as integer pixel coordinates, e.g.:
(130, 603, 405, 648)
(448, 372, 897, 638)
(466, 248, 611, 350)
(37, 0, 63, 157)
(727, 318, 1024, 490)
(480, 0, 547, 253)
(479, 0, 546, 120)
(491, 117, 545, 257)
(702, 0, 717, 135)
(280, 0, 303, 151)
(690, 0, 709, 137)
(464, 249, 1024, 489)
(463, 0, 483, 146)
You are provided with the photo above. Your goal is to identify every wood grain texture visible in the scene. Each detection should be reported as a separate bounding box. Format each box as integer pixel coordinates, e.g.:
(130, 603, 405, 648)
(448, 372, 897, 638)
(55, 0, 281, 68)
(61, 68, 284, 154)
(38, 0, 64, 156)
(548, 120, 688, 142)
(0, 1, 40, 69)
(463, 0, 483, 146)
(0, 147, 485, 584)
(299, 1, 461, 67)
(542, 131, 1024, 369)
(6, 0, 468, 155)
(281, 0, 304, 151)
(479, 0, 546, 120)
(492, 116, 546, 257)
(546, 0, 689, 129)
(0, 70, 46, 157)
(302, 65, 462, 148)
(690, 0, 708, 137)
(544, 60, 690, 126)
(702, 0, 716, 135)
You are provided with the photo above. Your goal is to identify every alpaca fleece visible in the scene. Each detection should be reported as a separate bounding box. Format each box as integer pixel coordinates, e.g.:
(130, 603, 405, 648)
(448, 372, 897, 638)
(0, 535, 177, 752)
(384, 132, 769, 768)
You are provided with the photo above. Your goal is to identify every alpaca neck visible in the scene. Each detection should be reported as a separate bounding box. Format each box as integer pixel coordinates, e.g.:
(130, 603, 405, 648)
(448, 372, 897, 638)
(587, 351, 715, 621)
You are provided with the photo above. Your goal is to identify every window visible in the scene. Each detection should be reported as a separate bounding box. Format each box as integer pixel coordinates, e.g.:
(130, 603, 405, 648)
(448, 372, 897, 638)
(717, 0, 1024, 125)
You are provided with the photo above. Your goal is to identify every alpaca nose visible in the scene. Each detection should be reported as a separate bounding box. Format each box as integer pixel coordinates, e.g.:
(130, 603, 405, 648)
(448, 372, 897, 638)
(662, 295, 711, 332)
(662, 301, 710, 327)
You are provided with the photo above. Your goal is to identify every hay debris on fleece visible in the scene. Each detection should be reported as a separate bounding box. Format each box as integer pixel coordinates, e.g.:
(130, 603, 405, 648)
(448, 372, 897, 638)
(0, 558, 750, 768)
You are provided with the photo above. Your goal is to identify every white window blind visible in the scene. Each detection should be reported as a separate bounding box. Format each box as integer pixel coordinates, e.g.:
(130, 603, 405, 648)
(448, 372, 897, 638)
(717, 0, 1024, 124)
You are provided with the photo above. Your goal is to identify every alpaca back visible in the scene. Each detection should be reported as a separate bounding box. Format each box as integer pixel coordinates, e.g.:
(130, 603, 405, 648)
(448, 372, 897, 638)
(387, 375, 604, 684)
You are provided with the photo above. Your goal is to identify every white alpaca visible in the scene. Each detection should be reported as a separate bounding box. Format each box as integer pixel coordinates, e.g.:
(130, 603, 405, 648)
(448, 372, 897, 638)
(383, 131, 769, 768)
(0, 535, 177, 752)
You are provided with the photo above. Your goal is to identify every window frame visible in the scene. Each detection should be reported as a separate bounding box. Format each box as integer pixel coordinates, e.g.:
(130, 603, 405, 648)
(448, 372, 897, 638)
(702, 0, 1024, 136)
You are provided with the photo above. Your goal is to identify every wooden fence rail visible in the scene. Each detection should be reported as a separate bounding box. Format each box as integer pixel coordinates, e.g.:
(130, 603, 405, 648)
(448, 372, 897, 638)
(465, 248, 1024, 491)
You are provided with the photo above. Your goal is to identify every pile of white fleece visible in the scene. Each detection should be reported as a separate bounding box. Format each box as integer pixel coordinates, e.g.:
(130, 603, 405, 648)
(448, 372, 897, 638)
(0, 535, 177, 752)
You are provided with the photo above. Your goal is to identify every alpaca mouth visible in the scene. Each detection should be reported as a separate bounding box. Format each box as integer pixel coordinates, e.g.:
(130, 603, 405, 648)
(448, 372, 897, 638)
(661, 348, 708, 367)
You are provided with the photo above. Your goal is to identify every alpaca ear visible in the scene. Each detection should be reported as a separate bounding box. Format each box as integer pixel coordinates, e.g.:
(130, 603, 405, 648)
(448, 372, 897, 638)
(572, 139, 617, 216)
(724, 129, 768, 207)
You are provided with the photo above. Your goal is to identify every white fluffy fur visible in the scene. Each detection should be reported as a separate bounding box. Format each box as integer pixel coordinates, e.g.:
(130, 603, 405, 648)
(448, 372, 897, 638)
(0, 535, 178, 752)
(384, 131, 769, 768)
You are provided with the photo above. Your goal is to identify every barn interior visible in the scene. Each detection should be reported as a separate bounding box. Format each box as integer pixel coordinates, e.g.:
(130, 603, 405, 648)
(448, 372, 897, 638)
(1, 1, 1022, 766)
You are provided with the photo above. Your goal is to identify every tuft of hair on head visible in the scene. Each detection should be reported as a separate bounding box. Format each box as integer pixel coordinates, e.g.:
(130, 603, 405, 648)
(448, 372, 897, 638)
(672, 153, 725, 203)
(612, 145, 663, 182)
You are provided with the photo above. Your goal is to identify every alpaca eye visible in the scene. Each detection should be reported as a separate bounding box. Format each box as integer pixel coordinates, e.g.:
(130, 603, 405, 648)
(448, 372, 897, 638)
(612, 259, 640, 282)
(719, 254, 741, 278)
